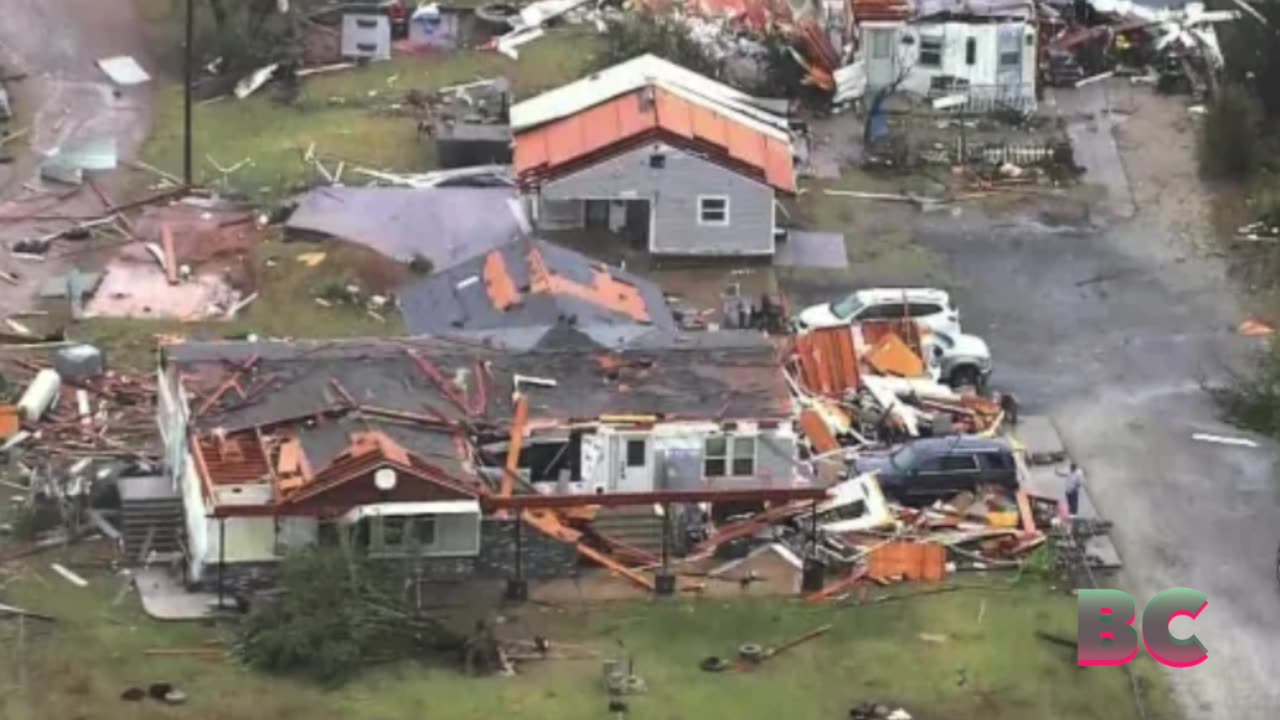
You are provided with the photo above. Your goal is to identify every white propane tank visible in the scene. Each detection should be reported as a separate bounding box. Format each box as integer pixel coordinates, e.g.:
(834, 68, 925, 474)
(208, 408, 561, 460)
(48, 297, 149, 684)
(17, 369, 61, 422)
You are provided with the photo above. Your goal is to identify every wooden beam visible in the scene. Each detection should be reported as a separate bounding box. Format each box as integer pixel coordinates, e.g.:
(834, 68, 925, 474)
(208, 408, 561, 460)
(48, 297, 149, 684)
(498, 394, 529, 507)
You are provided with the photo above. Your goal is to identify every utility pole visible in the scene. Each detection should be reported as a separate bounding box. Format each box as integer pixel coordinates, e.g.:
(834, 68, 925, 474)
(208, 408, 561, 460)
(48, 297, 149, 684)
(183, 0, 195, 188)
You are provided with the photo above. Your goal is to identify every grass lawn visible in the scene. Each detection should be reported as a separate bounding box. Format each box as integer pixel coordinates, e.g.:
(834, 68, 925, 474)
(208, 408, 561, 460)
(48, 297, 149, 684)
(139, 30, 603, 202)
(0, 551, 1179, 720)
(39, 237, 408, 371)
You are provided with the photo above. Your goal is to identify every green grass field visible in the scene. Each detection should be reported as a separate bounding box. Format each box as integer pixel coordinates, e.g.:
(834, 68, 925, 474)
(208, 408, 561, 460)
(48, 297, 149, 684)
(0, 551, 1180, 720)
(139, 30, 602, 202)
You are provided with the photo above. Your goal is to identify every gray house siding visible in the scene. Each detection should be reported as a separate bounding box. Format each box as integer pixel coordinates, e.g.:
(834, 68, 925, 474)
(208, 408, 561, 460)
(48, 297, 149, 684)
(539, 141, 776, 256)
(757, 433, 797, 484)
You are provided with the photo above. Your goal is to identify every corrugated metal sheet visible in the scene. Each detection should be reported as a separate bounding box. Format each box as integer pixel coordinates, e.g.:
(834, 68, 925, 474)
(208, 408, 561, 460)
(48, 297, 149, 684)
(514, 87, 795, 192)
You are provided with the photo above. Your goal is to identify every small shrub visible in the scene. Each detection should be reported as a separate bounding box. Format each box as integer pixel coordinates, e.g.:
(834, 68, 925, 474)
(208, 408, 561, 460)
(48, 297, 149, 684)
(1209, 344, 1280, 437)
(591, 16, 720, 80)
(1199, 83, 1262, 179)
(408, 253, 434, 275)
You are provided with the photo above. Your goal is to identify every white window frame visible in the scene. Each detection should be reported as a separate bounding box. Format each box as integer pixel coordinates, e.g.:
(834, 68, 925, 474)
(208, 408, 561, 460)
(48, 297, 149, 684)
(918, 35, 944, 68)
(697, 195, 730, 227)
(704, 435, 757, 478)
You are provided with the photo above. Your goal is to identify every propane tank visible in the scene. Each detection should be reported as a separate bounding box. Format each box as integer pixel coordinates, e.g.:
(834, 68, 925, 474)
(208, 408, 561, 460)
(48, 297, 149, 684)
(17, 368, 61, 422)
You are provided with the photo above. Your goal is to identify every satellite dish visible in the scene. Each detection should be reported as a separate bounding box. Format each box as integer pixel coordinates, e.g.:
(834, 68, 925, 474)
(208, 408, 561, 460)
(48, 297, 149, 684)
(374, 467, 397, 492)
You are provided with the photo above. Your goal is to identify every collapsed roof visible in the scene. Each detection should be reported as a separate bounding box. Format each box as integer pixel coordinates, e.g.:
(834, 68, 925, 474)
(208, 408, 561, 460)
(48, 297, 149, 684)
(284, 186, 531, 271)
(398, 236, 677, 349)
(165, 332, 794, 510)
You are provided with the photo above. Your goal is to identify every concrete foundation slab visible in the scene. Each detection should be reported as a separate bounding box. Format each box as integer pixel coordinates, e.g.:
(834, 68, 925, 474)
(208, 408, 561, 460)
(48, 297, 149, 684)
(134, 567, 214, 621)
(774, 231, 849, 269)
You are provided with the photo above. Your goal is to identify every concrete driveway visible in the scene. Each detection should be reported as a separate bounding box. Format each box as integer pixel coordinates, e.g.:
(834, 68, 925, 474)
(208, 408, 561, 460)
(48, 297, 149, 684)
(784, 85, 1280, 719)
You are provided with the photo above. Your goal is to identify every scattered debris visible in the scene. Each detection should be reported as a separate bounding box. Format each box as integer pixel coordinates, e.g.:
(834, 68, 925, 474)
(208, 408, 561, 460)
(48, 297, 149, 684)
(96, 56, 151, 86)
(51, 563, 89, 587)
(1191, 433, 1258, 448)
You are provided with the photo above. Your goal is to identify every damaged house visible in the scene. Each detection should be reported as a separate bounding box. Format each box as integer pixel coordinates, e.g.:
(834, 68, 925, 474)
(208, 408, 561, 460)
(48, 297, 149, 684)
(398, 235, 677, 348)
(512, 54, 797, 258)
(858, 0, 1039, 110)
(156, 331, 807, 590)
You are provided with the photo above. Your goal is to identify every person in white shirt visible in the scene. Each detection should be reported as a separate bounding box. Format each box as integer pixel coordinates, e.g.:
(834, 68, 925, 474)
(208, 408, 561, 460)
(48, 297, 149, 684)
(1056, 462, 1084, 516)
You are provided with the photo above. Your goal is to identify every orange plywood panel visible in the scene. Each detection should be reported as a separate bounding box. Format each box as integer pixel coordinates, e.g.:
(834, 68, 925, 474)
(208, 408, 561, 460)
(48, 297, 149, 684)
(578, 99, 625, 157)
(616, 90, 659, 137)
(725, 119, 765, 168)
(763, 137, 796, 192)
(545, 116, 586, 166)
(483, 250, 522, 310)
(654, 87, 694, 138)
(513, 131, 548, 175)
(690, 104, 728, 148)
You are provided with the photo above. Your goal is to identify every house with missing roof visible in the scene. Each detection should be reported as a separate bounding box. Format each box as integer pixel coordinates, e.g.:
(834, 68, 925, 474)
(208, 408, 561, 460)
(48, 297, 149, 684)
(399, 236, 678, 349)
(156, 332, 805, 591)
(857, 0, 1039, 110)
(511, 54, 797, 258)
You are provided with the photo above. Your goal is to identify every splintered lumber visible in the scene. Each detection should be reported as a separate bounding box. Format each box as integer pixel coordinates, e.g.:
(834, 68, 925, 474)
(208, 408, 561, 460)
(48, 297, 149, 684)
(0, 603, 56, 622)
(762, 624, 834, 660)
(51, 563, 88, 587)
(498, 394, 529, 505)
(805, 566, 868, 604)
(521, 510, 654, 591)
(688, 502, 812, 559)
(1016, 489, 1036, 536)
(161, 223, 178, 284)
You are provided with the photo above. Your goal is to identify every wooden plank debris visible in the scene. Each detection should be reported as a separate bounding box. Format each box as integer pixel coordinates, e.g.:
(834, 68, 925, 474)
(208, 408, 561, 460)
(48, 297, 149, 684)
(51, 563, 89, 587)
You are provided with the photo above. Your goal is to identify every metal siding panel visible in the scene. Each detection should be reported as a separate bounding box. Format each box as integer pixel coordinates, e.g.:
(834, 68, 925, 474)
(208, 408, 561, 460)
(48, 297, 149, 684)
(579, 100, 624, 157)
(617, 90, 657, 137)
(538, 142, 774, 256)
(513, 130, 548, 175)
(545, 117, 584, 166)
(763, 138, 795, 192)
(756, 433, 795, 484)
(691, 105, 728, 148)
(726, 121, 765, 168)
(655, 88, 694, 139)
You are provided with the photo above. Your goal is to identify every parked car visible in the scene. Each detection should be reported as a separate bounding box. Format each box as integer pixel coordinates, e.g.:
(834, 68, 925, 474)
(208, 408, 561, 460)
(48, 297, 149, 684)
(852, 436, 1018, 503)
(922, 330, 993, 389)
(793, 288, 960, 336)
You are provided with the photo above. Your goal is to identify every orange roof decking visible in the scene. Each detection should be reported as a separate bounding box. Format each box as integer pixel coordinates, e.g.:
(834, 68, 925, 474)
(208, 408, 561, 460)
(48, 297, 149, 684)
(514, 86, 796, 193)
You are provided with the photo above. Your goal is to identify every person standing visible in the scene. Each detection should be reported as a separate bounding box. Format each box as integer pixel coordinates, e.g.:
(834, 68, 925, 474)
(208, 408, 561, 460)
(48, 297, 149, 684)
(1057, 462, 1084, 516)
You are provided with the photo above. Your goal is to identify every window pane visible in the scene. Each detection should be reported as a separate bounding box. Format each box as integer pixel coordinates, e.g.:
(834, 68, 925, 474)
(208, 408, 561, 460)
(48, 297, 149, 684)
(732, 437, 755, 476)
(705, 458, 727, 477)
(917, 456, 944, 472)
(920, 37, 942, 67)
(699, 197, 728, 224)
(626, 439, 647, 467)
(965, 37, 976, 65)
(999, 51, 1020, 67)
(940, 455, 978, 471)
(383, 517, 406, 547)
(871, 31, 892, 59)
(415, 517, 436, 546)
(705, 436, 727, 457)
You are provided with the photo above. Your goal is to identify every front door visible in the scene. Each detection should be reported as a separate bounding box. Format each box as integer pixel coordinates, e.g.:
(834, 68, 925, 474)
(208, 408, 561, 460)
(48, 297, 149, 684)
(996, 24, 1024, 100)
(616, 436, 652, 493)
(865, 27, 898, 91)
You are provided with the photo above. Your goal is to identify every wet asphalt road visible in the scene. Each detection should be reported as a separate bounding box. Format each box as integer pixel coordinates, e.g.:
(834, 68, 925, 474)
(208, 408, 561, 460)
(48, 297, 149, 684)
(783, 199, 1280, 718)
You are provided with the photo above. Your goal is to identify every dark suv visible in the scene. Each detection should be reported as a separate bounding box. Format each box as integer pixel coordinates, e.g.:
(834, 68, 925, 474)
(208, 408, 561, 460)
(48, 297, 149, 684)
(851, 436, 1018, 503)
